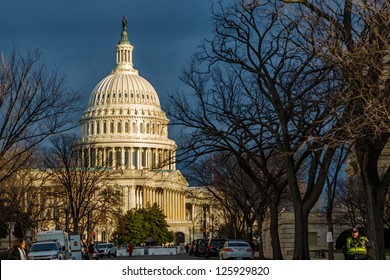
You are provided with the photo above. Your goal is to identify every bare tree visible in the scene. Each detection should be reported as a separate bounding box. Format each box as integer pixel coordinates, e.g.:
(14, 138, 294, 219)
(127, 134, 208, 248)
(170, 0, 342, 259)
(0, 165, 49, 239)
(0, 50, 80, 184)
(190, 154, 267, 246)
(282, 0, 390, 260)
(43, 134, 121, 236)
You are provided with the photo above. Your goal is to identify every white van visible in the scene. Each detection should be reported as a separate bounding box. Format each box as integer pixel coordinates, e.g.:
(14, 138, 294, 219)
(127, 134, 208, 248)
(36, 230, 71, 259)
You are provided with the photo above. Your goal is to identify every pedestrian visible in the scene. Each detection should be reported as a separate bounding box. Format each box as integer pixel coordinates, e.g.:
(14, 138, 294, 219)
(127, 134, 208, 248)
(345, 226, 370, 260)
(127, 243, 134, 257)
(7, 238, 27, 260)
(87, 241, 95, 260)
(185, 243, 189, 253)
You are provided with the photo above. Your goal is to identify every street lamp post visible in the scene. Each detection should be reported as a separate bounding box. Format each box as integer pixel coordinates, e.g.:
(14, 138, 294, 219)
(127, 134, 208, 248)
(64, 204, 69, 234)
(54, 207, 59, 230)
(202, 204, 207, 238)
(210, 214, 214, 239)
(87, 208, 91, 242)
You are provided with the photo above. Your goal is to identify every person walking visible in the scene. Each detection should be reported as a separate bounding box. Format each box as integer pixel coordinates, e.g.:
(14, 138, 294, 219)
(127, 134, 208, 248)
(7, 238, 27, 260)
(87, 241, 96, 260)
(127, 243, 134, 257)
(345, 226, 370, 260)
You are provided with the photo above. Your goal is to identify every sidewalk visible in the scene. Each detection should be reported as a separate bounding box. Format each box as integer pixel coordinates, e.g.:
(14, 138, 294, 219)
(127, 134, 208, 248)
(259, 252, 390, 260)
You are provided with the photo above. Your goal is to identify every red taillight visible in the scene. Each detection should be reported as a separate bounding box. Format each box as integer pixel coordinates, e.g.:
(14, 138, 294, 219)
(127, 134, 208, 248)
(246, 248, 253, 252)
(225, 248, 233, 252)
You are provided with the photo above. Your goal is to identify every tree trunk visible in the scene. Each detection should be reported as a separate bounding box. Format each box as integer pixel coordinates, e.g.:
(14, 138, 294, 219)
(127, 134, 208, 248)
(326, 181, 335, 260)
(364, 189, 386, 259)
(256, 212, 265, 259)
(292, 208, 310, 260)
(270, 200, 283, 259)
(356, 136, 389, 260)
(326, 215, 334, 260)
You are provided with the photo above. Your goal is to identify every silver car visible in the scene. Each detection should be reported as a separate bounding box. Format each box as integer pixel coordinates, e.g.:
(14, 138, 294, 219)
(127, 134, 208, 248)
(218, 240, 253, 260)
(28, 241, 65, 260)
(95, 243, 117, 258)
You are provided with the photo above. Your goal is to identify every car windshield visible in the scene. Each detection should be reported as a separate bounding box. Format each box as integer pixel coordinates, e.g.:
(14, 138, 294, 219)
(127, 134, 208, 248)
(211, 240, 225, 247)
(96, 244, 109, 249)
(31, 243, 58, 252)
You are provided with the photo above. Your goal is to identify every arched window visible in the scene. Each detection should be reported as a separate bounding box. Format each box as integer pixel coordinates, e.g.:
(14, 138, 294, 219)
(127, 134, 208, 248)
(107, 150, 113, 167)
(132, 149, 138, 169)
(146, 123, 150, 134)
(124, 149, 129, 167)
(141, 149, 146, 168)
(115, 149, 121, 169)
(110, 122, 114, 133)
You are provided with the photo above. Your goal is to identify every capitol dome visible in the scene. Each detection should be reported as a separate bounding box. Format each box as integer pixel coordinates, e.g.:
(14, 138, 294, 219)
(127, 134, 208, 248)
(80, 16, 176, 169)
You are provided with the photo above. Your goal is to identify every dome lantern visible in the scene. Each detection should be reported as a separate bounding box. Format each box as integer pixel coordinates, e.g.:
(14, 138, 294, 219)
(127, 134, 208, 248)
(114, 16, 137, 74)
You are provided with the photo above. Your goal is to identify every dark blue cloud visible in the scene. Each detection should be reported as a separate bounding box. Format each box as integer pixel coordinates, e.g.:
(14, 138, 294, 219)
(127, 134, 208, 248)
(1, 0, 214, 111)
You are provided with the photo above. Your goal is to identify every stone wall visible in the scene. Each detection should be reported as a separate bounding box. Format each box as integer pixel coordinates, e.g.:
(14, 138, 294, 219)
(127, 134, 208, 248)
(262, 211, 349, 257)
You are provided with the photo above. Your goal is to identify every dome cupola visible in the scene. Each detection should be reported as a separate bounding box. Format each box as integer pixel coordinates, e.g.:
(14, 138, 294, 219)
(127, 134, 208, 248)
(86, 16, 161, 109)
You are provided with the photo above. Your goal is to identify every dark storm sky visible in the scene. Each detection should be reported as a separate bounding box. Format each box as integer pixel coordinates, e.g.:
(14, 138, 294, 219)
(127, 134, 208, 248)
(0, 0, 215, 111)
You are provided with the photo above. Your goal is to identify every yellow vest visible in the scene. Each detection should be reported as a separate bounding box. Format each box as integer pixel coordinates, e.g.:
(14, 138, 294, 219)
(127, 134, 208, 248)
(346, 236, 368, 255)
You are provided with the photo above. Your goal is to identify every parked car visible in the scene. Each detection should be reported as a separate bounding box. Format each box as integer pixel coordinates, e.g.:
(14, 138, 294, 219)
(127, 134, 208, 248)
(193, 238, 208, 257)
(205, 238, 227, 259)
(218, 240, 253, 260)
(95, 243, 117, 258)
(28, 241, 65, 260)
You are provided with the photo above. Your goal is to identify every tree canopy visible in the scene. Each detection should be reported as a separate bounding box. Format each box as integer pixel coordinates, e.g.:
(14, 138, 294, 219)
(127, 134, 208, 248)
(122, 203, 173, 245)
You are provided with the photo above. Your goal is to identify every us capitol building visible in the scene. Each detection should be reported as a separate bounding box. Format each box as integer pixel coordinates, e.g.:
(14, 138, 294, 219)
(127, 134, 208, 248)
(79, 17, 191, 243)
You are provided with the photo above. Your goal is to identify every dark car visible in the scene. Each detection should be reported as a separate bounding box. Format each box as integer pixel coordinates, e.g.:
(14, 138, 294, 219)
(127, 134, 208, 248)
(193, 238, 208, 257)
(205, 238, 227, 259)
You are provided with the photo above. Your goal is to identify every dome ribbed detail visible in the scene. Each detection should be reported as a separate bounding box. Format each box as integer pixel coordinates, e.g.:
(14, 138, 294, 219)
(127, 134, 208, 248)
(88, 72, 160, 107)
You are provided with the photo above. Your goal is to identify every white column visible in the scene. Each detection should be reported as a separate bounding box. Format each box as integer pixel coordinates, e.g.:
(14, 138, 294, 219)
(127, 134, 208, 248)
(130, 148, 134, 169)
(121, 147, 125, 167)
(128, 186, 135, 210)
(137, 148, 141, 169)
(163, 190, 167, 217)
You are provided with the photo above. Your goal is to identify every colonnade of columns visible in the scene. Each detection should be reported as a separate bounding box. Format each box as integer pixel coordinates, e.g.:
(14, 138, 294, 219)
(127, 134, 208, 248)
(81, 146, 176, 170)
(84, 119, 167, 137)
(125, 185, 186, 221)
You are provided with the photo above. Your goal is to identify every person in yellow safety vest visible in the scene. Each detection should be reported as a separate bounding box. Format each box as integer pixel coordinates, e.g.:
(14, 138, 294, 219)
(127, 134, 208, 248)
(346, 226, 370, 260)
